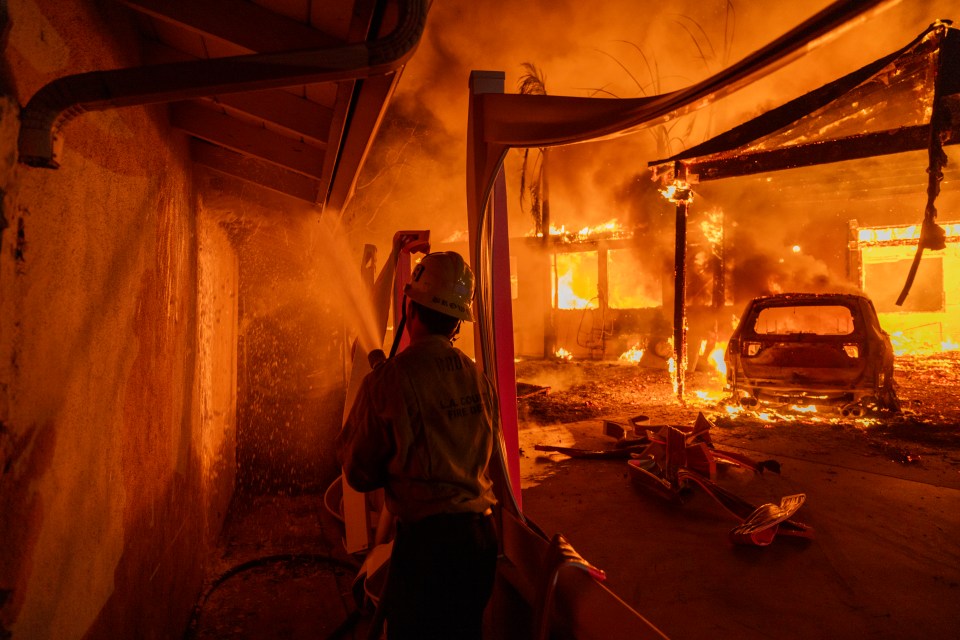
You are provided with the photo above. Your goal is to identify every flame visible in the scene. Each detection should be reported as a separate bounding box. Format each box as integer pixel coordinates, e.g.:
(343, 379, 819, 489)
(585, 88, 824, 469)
(789, 405, 818, 413)
(540, 218, 627, 242)
(668, 356, 678, 395)
(619, 344, 644, 362)
(553, 251, 598, 310)
(699, 208, 724, 246)
(659, 180, 694, 204)
(694, 389, 727, 404)
(858, 222, 960, 245)
(707, 342, 727, 380)
(888, 330, 960, 357)
(555, 347, 573, 361)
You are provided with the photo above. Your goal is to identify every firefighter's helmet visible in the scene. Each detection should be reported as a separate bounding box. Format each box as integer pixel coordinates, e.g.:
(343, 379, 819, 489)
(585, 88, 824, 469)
(404, 251, 474, 321)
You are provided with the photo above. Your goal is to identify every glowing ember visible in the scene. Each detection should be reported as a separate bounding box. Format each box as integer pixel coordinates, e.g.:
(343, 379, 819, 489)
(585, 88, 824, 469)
(619, 344, 644, 363)
(555, 347, 573, 361)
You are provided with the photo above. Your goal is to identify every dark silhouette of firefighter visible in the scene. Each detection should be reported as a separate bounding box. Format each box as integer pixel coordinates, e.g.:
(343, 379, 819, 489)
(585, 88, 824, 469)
(337, 251, 499, 640)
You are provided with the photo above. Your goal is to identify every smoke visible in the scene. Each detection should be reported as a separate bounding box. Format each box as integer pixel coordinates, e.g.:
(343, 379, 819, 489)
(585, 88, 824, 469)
(343, 0, 956, 306)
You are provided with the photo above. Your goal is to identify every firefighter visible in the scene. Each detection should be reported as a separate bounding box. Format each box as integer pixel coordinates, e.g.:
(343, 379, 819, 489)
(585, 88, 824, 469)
(337, 251, 499, 640)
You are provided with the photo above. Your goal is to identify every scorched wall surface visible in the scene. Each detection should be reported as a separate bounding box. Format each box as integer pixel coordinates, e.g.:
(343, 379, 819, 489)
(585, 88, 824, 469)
(0, 1, 239, 638)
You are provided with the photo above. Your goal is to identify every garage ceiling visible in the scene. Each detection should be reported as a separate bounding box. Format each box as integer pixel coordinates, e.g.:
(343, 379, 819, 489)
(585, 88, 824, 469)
(123, 0, 409, 210)
(19, 0, 424, 212)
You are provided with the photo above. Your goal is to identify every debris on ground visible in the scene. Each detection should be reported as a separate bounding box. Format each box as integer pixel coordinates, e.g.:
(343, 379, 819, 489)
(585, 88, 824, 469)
(533, 410, 813, 547)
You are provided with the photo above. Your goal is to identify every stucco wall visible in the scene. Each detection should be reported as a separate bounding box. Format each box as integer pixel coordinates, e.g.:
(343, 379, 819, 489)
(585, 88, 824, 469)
(0, 1, 238, 638)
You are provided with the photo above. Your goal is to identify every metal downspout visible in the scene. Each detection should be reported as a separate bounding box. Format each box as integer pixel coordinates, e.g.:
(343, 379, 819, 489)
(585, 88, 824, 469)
(18, 0, 427, 168)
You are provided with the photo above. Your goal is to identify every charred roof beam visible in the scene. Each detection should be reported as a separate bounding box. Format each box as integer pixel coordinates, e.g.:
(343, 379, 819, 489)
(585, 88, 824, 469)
(118, 0, 344, 54)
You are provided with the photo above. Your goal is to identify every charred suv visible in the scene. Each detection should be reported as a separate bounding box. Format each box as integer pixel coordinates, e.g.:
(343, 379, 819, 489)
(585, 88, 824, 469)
(725, 293, 899, 415)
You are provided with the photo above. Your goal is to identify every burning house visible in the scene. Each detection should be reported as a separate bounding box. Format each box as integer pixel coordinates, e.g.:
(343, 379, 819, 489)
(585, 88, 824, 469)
(498, 19, 960, 377)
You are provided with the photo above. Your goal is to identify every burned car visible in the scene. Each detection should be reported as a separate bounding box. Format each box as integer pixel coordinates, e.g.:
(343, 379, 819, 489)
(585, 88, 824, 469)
(725, 293, 899, 415)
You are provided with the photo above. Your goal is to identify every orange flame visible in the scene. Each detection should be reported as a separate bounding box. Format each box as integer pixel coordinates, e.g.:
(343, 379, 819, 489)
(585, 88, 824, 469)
(707, 342, 727, 381)
(619, 344, 644, 363)
(668, 356, 678, 395)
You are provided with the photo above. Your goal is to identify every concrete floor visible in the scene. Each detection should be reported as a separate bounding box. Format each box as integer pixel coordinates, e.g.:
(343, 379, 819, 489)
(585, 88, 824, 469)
(518, 415, 960, 639)
(186, 394, 960, 639)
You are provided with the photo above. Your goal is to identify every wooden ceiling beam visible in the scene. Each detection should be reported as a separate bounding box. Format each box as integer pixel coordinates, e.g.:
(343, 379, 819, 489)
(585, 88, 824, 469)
(143, 42, 334, 144)
(191, 140, 321, 203)
(686, 125, 960, 182)
(324, 73, 399, 213)
(119, 0, 343, 53)
(170, 102, 327, 178)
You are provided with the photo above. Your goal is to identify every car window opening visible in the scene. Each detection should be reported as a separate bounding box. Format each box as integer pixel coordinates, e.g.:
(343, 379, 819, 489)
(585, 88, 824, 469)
(752, 305, 855, 336)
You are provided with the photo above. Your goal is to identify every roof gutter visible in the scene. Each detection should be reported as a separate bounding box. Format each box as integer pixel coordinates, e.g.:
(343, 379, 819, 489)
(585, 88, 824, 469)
(18, 0, 427, 168)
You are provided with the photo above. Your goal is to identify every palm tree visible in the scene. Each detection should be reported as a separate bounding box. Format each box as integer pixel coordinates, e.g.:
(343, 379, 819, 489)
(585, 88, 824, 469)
(518, 62, 550, 237)
(517, 63, 556, 357)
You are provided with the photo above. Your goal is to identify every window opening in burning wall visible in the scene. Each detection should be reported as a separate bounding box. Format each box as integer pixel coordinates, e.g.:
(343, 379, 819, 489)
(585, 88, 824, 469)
(856, 221, 960, 353)
(552, 251, 599, 310)
(864, 257, 944, 313)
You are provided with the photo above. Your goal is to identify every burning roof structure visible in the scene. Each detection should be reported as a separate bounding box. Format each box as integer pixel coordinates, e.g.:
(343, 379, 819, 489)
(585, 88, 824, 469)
(649, 20, 960, 308)
(648, 20, 959, 181)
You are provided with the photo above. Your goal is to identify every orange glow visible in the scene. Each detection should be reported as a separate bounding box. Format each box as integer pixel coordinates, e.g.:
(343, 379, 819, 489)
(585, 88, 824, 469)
(619, 344, 644, 362)
(608, 249, 661, 309)
(555, 347, 574, 361)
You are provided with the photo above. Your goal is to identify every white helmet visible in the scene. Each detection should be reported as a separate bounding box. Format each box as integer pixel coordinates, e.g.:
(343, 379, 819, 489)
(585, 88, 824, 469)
(404, 252, 475, 321)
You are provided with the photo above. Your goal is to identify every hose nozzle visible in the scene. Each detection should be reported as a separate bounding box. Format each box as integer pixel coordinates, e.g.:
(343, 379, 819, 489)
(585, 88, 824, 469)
(367, 349, 387, 370)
